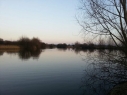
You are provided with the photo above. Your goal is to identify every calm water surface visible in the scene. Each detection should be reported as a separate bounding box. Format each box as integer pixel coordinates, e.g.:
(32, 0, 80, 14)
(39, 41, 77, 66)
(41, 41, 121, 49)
(0, 49, 127, 95)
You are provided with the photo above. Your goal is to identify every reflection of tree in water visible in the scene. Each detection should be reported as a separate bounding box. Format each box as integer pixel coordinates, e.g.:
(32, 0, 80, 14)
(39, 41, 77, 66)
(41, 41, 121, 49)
(57, 48, 67, 51)
(18, 49, 43, 60)
(6, 51, 18, 55)
(80, 50, 127, 95)
(0, 51, 4, 56)
(0, 51, 19, 56)
(74, 48, 95, 55)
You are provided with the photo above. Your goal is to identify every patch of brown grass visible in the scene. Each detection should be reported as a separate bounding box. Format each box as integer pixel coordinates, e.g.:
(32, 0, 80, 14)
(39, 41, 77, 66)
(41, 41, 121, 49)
(0, 45, 21, 50)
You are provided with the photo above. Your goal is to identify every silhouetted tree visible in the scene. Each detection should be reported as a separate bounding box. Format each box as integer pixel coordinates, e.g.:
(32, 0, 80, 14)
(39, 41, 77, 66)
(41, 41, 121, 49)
(30, 37, 41, 51)
(74, 41, 81, 49)
(57, 43, 67, 48)
(0, 38, 3, 45)
(79, 0, 127, 53)
(41, 42, 46, 49)
(18, 37, 42, 51)
(18, 37, 31, 50)
(48, 44, 56, 48)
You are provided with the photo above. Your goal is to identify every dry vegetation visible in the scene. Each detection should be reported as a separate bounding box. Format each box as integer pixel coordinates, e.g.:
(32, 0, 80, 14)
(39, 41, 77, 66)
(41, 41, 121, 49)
(0, 45, 21, 50)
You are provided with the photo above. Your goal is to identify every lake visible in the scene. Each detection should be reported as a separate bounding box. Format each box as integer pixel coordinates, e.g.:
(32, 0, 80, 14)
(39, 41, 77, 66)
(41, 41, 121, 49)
(0, 49, 127, 95)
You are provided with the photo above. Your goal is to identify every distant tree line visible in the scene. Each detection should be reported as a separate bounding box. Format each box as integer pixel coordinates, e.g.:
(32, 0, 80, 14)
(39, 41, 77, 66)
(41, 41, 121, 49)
(0, 37, 121, 51)
(0, 37, 46, 51)
(73, 41, 118, 50)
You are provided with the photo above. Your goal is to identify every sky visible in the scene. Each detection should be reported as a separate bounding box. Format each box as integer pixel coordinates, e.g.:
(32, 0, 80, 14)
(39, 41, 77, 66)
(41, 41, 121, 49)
(0, 0, 83, 44)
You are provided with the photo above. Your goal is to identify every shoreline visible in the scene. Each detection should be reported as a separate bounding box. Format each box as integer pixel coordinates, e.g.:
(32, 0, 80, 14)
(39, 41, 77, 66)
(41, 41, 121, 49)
(0, 45, 21, 50)
(0, 45, 120, 50)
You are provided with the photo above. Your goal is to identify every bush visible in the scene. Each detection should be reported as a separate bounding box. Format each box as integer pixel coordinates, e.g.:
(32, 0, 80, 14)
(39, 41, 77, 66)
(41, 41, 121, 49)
(18, 37, 42, 51)
(0, 38, 4, 45)
(57, 43, 67, 48)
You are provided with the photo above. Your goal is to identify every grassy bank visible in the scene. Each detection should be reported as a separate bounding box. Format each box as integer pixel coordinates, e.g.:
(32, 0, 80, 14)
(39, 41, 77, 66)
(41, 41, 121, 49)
(0, 45, 21, 50)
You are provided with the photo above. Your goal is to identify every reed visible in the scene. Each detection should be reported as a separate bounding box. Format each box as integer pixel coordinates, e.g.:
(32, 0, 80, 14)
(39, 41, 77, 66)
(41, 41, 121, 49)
(0, 45, 21, 50)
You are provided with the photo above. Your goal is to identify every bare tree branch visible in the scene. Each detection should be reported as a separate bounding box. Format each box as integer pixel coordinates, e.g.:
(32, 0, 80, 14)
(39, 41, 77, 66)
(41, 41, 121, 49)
(78, 0, 127, 53)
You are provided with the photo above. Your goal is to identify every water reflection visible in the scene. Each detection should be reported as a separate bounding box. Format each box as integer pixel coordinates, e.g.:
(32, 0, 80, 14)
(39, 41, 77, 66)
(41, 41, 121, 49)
(57, 48, 67, 51)
(0, 50, 18, 56)
(0, 49, 127, 95)
(0, 51, 4, 56)
(79, 49, 127, 95)
(73, 48, 95, 55)
(0, 50, 43, 60)
(18, 50, 42, 60)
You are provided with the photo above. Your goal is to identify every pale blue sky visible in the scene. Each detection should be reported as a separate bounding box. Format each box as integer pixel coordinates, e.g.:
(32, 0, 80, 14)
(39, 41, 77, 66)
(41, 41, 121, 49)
(0, 0, 83, 44)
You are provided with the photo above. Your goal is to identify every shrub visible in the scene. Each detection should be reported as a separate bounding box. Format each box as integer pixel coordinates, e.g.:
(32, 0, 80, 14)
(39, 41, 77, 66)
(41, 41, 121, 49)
(18, 37, 42, 51)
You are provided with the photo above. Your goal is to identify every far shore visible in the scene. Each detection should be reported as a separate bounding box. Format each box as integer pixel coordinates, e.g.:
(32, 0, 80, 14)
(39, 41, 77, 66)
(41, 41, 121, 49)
(0, 37, 121, 51)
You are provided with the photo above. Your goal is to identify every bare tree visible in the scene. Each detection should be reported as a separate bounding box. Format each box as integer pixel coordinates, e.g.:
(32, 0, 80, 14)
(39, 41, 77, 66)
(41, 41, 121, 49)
(78, 0, 127, 53)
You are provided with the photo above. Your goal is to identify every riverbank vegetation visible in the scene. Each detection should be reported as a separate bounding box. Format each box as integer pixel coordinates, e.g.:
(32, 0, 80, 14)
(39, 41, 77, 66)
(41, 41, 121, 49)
(0, 36, 122, 51)
(0, 37, 46, 51)
(0, 45, 20, 50)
